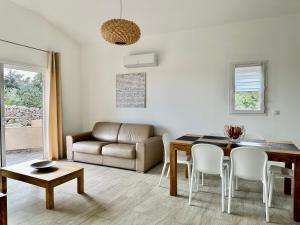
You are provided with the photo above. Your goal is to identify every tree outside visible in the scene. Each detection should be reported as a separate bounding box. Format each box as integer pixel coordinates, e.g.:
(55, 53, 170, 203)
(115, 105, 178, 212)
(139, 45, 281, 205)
(235, 91, 260, 110)
(4, 69, 43, 127)
(4, 69, 43, 108)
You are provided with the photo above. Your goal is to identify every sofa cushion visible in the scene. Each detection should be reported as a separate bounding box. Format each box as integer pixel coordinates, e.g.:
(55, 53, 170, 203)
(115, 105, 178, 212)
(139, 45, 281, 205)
(102, 144, 136, 159)
(73, 141, 109, 155)
(117, 123, 154, 144)
(92, 122, 121, 142)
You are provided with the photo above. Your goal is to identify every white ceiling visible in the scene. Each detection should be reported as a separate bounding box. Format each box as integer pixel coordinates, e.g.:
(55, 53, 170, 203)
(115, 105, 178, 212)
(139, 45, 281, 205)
(10, 0, 300, 44)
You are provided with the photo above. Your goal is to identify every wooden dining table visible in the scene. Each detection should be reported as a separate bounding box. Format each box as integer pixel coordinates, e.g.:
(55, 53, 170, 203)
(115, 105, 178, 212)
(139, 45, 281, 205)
(169, 134, 300, 222)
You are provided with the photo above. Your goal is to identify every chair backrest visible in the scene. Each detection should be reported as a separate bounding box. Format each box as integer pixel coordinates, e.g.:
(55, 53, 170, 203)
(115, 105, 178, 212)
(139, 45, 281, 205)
(191, 144, 224, 175)
(231, 147, 268, 181)
(162, 133, 171, 162)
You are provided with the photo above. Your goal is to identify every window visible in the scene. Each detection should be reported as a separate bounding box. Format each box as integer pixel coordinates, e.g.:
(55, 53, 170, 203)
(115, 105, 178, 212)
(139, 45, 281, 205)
(230, 62, 266, 114)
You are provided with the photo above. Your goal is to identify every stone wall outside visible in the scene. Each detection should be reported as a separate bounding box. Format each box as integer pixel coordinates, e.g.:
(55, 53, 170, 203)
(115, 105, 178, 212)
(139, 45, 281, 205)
(5, 105, 42, 127)
(4, 105, 43, 150)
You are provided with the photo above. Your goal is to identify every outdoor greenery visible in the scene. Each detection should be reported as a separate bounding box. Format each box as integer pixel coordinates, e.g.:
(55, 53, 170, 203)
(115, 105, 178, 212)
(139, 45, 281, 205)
(4, 69, 43, 108)
(235, 91, 260, 110)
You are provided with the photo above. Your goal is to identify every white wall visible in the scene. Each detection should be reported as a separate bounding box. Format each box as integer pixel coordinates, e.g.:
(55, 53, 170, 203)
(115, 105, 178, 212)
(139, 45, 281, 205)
(0, 0, 82, 137)
(81, 14, 300, 147)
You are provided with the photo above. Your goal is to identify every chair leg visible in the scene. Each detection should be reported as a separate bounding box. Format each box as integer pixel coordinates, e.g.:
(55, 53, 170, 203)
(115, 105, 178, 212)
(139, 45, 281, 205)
(267, 173, 271, 190)
(196, 171, 200, 192)
(268, 175, 274, 207)
(228, 171, 233, 213)
(235, 177, 239, 190)
(224, 169, 227, 197)
(263, 180, 270, 222)
(166, 164, 170, 178)
(201, 172, 204, 186)
(187, 163, 191, 189)
(158, 162, 167, 186)
(189, 168, 195, 205)
(221, 176, 225, 212)
(263, 182, 266, 203)
(193, 171, 197, 182)
(231, 176, 235, 197)
(191, 171, 197, 193)
(226, 167, 230, 196)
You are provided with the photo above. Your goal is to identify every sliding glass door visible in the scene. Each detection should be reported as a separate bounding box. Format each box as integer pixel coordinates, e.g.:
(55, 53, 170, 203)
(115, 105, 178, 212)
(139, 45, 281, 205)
(0, 63, 45, 167)
(0, 64, 5, 167)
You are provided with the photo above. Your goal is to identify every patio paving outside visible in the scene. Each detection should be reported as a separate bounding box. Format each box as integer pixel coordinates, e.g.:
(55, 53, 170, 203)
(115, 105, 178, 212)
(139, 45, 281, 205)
(6, 148, 44, 166)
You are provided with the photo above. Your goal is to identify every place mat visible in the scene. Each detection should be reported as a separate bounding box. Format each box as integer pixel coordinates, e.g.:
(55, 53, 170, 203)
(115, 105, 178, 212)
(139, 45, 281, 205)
(231, 142, 270, 151)
(193, 141, 228, 148)
(239, 141, 268, 147)
(176, 135, 200, 142)
(240, 138, 266, 144)
(270, 143, 299, 151)
(201, 135, 229, 140)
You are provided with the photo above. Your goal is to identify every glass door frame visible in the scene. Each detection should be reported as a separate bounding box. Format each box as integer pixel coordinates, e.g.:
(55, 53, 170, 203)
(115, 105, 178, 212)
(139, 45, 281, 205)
(0, 62, 47, 167)
(0, 63, 5, 167)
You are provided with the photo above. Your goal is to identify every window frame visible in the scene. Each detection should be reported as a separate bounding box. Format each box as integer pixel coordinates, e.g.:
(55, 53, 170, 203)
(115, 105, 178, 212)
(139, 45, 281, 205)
(230, 61, 267, 115)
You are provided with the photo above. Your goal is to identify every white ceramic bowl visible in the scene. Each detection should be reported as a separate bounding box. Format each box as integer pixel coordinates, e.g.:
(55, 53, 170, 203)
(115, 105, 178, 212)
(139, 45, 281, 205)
(30, 160, 56, 169)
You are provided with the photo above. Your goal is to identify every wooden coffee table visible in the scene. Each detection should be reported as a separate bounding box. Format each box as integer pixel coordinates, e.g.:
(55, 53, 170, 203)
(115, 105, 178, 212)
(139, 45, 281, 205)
(0, 160, 84, 209)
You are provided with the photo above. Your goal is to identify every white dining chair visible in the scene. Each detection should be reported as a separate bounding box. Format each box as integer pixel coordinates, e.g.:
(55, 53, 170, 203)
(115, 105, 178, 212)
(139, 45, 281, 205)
(197, 133, 230, 191)
(158, 133, 192, 188)
(228, 147, 269, 222)
(268, 164, 294, 207)
(189, 144, 227, 212)
(234, 133, 265, 191)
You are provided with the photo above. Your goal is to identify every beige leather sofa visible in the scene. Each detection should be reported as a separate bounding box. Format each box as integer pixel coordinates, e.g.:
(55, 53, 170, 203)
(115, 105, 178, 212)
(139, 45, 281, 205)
(66, 122, 163, 172)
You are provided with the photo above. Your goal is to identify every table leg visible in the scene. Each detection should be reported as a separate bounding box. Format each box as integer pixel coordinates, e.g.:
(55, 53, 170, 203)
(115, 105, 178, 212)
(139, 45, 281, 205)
(170, 143, 177, 196)
(284, 162, 292, 195)
(185, 151, 191, 179)
(45, 187, 54, 209)
(0, 194, 7, 225)
(0, 176, 7, 194)
(185, 165, 188, 178)
(294, 159, 300, 221)
(77, 171, 84, 194)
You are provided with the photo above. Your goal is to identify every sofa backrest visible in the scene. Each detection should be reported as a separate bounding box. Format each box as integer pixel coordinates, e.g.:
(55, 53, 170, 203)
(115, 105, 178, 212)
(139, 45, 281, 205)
(117, 123, 154, 144)
(92, 122, 121, 142)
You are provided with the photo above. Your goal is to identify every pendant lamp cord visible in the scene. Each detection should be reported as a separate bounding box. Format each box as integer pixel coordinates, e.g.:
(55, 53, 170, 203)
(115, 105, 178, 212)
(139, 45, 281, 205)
(120, 0, 123, 19)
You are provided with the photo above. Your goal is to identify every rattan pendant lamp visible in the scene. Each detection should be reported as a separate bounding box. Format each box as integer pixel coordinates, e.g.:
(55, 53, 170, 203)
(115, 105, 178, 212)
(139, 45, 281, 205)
(101, 0, 141, 45)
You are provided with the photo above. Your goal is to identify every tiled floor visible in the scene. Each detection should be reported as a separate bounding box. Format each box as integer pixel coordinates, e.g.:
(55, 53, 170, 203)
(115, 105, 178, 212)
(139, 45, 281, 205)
(5, 149, 43, 166)
(6, 162, 297, 225)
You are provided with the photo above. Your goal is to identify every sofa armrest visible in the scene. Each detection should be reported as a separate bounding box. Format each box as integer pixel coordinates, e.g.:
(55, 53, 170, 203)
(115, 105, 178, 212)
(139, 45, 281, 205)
(66, 131, 92, 160)
(136, 136, 163, 172)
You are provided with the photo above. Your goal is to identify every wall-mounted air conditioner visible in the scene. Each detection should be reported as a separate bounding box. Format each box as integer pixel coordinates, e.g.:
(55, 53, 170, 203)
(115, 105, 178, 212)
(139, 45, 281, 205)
(123, 53, 158, 68)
